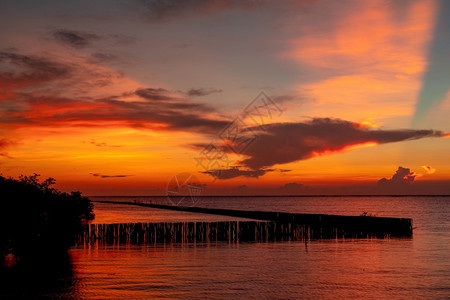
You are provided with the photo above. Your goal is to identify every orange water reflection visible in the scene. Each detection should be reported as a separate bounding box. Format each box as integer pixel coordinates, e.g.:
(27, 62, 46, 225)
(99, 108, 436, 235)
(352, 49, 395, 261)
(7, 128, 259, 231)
(66, 196, 450, 299)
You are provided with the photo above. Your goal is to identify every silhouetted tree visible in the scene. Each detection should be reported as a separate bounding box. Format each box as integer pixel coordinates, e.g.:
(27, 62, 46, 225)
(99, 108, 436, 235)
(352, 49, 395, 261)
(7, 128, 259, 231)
(0, 174, 94, 266)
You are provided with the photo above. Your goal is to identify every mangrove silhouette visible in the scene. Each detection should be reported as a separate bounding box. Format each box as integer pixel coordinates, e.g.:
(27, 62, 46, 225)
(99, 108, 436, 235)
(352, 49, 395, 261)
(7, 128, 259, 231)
(0, 174, 94, 268)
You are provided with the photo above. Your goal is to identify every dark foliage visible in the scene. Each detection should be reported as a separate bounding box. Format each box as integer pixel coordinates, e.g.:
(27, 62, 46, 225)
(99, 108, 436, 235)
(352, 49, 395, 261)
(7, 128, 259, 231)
(0, 174, 94, 266)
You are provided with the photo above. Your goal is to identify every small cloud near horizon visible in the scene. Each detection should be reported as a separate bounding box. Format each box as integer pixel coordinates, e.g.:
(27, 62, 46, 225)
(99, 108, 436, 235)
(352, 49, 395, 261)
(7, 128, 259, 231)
(89, 173, 132, 178)
(422, 165, 436, 174)
(278, 182, 304, 194)
(379, 166, 416, 182)
(377, 166, 416, 192)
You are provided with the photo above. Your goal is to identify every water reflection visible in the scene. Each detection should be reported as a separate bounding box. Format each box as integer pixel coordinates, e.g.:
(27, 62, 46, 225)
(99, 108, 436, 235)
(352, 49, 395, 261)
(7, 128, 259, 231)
(68, 238, 447, 299)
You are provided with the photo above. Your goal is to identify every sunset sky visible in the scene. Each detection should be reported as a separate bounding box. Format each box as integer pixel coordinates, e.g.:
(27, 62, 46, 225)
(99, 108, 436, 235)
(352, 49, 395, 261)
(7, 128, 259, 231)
(1, 0, 449, 195)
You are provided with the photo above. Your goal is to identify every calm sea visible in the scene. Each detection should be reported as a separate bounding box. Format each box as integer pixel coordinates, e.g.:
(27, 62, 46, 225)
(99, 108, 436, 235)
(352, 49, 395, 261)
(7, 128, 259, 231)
(9, 196, 450, 298)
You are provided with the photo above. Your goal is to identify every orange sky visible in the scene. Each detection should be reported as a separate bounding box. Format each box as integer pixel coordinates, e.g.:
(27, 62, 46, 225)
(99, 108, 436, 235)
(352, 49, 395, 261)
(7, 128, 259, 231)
(0, 0, 449, 195)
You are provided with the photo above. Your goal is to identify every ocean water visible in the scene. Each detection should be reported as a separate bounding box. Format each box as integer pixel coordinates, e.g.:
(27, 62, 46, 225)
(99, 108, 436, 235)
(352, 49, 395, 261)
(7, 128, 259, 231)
(7, 196, 450, 299)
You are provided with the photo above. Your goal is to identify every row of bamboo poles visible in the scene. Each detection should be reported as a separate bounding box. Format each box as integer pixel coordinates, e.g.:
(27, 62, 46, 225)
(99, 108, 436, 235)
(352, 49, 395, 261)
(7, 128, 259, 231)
(75, 221, 392, 246)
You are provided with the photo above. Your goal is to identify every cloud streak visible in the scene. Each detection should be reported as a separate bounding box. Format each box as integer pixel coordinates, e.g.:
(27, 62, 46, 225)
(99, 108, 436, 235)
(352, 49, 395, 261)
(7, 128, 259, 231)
(89, 173, 132, 178)
(136, 0, 264, 22)
(0, 49, 127, 100)
(1, 93, 230, 134)
(0, 51, 72, 83)
(52, 29, 101, 49)
(201, 167, 272, 180)
(135, 88, 175, 101)
(186, 88, 222, 97)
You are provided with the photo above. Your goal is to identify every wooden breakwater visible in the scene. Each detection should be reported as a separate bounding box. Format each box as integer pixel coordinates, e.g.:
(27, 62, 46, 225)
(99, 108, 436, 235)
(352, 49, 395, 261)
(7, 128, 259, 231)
(91, 200, 413, 237)
(75, 219, 411, 246)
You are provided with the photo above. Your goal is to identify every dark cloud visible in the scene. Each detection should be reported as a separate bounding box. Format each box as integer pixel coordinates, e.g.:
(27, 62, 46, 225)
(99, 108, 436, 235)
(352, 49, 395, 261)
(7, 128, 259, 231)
(186, 88, 222, 97)
(90, 52, 119, 63)
(194, 118, 445, 180)
(0, 49, 128, 105)
(136, 0, 264, 22)
(378, 167, 415, 187)
(99, 97, 228, 133)
(272, 93, 310, 106)
(228, 118, 445, 169)
(377, 167, 419, 194)
(201, 167, 273, 180)
(135, 0, 317, 23)
(52, 29, 101, 49)
(89, 173, 132, 178)
(0, 51, 72, 82)
(135, 88, 174, 101)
